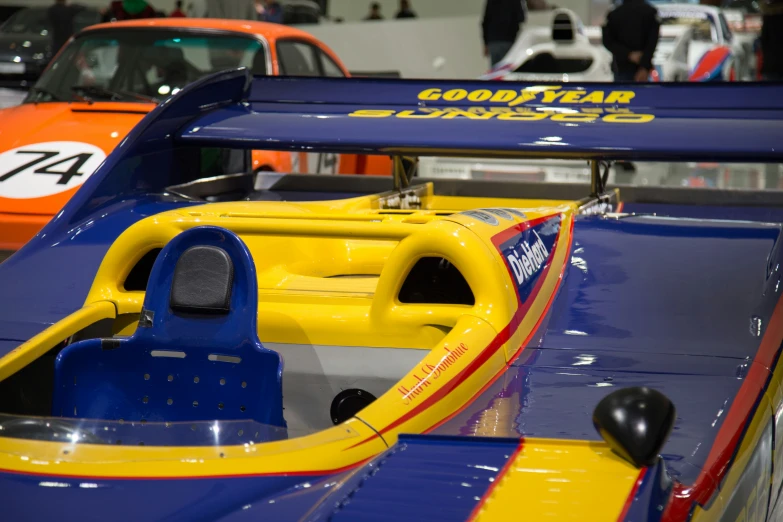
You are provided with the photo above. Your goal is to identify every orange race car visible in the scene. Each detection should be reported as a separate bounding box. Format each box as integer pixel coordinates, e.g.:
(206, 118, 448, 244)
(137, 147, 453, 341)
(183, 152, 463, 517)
(0, 18, 390, 251)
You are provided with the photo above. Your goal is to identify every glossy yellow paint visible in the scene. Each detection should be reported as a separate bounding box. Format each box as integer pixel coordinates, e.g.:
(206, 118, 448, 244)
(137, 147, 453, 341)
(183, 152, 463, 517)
(474, 439, 640, 522)
(0, 301, 116, 383)
(83, 192, 570, 349)
(0, 188, 582, 478)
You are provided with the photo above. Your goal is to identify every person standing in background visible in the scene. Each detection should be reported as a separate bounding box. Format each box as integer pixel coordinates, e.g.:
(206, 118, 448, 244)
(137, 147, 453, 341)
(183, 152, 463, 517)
(170, 0, 186, 16)
(364, 2, 383, 20)
(206, 0, 256, 20)
(602, 0, 660, 81)
(482, 0, 526, 67)
(760, 1, 783, 80)
(47, 0, 85, 54)
(395, 0, 417, 19)
(103, 0, 159, 21)
(260, 0, 283, 23)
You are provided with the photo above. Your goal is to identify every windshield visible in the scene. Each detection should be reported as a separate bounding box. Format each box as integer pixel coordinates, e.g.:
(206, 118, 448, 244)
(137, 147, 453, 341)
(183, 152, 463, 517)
(659, 11, 716, 41)
(26, 29, 266, 104)
(724, 0, 761, 12)
(1, 7, 100, 37)
(2, 8, 48, 36)
(0, 414, 360, 448)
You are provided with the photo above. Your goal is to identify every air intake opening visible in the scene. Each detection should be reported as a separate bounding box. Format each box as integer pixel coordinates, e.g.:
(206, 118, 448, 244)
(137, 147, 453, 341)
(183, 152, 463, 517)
(123, 249, 162, 291)
(399, 257, 474, 305)
(515, 53, 593, 74)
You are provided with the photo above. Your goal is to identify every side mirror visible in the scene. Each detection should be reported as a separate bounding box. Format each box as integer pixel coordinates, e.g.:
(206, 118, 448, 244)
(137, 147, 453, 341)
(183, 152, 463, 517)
(592, 387, 675, 468)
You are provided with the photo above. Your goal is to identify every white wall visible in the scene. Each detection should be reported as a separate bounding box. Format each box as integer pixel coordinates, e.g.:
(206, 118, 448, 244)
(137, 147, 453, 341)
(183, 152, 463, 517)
(304, 12, 576, 79)
(328, 0, 482, 22)
(3, 0, 607, 22)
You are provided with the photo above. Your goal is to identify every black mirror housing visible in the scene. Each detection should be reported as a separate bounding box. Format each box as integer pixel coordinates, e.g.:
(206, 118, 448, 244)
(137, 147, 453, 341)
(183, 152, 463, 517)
(592, 386, 676, 468)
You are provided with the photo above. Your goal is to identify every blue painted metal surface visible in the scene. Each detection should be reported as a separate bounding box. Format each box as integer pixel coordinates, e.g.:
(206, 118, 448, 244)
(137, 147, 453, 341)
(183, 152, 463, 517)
(624, 203, 783, 223)
(0, 435, 518, 522)
(0, 197, 197, 343)
(622, 459, 673, 522)
(54, 227, 285, 429)
(0, 470, 323, 522)
(434, 213, 783, 486)
(305, 434, 519, 522)
(541, 215, 780, 358)
(244, 77, 783, 110)
(432, 351, 741, 486)
(177, 76, 783, 162)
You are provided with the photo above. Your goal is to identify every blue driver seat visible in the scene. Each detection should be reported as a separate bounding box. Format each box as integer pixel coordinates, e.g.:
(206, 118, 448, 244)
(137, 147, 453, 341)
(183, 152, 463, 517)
(53, 226, 286, 430)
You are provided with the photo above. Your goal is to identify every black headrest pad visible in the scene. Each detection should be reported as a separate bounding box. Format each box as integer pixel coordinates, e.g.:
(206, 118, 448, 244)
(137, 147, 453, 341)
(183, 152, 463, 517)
(170, 246, 234, 314)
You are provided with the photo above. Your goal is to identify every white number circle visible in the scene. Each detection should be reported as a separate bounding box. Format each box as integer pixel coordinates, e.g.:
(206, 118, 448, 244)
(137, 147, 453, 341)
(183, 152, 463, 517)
(0, 141, 107, 199)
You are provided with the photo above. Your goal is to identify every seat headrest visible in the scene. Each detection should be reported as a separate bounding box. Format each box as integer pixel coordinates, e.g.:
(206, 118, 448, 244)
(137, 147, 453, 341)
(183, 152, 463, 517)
(170, 245, 234, 314)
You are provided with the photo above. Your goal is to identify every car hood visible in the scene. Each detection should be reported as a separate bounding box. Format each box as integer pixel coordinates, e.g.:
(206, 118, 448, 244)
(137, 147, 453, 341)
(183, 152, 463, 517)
(0, 101, 154, 215)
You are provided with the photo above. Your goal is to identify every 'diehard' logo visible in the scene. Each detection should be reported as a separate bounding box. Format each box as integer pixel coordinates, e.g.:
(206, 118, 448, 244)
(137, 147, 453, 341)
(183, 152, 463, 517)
(507, 230, 550, 286)
(417, 86, 635, 107)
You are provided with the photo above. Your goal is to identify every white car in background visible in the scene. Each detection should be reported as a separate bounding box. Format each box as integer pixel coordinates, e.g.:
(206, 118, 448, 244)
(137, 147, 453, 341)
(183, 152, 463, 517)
(651, 4, 751, 81)
(481, 8, 613, 82)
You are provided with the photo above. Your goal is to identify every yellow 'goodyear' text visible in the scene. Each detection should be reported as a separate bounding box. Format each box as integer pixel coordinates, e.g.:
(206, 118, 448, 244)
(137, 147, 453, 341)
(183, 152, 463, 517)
(417, 86, 635, 106)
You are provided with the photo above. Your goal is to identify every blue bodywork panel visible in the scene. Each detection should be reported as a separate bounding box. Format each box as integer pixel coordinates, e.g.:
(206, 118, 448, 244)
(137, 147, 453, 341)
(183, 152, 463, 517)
(625, 203, 783, 223)
(434, 214, 783, 486)
(0, 435, 519, 522)
(308, 435, 518, 522)
(0, 470, 324, 522)
(1, 71, 783, 520)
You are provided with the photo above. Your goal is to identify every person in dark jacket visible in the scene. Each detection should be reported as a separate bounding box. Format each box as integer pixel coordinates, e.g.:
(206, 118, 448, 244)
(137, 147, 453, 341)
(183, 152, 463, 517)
(482, 0, 526, 67)
(47, 0, 86, 54)
(602, 0, 660, 81)
(396, 0, 417, 19)
(760, 5, 783, 80)
(364, 2, 383, 20)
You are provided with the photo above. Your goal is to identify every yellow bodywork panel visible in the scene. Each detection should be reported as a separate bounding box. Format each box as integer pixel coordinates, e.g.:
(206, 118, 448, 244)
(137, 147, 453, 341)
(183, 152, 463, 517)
(0, 185, 585, 477)
(474, 439, 641, 522)
(83, 187, 577, 349)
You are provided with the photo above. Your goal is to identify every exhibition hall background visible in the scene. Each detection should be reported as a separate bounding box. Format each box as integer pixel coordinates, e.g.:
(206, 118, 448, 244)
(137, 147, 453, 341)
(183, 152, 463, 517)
(0, 0, 610, 79)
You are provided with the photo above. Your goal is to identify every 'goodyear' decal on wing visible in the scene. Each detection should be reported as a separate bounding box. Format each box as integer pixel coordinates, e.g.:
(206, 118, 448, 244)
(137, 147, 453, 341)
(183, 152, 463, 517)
(416, 86, 635, 106)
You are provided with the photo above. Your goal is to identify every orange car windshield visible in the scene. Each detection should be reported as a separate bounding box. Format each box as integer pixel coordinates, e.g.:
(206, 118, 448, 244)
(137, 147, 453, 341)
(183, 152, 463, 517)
(26, 29, 266, 104)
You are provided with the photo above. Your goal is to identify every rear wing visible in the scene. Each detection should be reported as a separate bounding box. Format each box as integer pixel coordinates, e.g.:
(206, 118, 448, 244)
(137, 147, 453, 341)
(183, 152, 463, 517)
(44, 69, 783, 237)
(174, 73, 783, 162)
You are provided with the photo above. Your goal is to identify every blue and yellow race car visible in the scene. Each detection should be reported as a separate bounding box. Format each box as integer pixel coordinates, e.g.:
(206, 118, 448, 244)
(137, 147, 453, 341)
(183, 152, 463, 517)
(0, 71, 782, 521)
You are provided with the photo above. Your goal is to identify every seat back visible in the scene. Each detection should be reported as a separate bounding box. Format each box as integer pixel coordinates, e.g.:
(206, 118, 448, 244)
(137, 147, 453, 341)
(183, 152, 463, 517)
(53, 227, 285, 428)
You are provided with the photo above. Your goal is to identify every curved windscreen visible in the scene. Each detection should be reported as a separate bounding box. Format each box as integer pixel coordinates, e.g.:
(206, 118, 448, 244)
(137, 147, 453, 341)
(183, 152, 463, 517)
(0, 414, 357, 448)
(26, 29, 266, 104)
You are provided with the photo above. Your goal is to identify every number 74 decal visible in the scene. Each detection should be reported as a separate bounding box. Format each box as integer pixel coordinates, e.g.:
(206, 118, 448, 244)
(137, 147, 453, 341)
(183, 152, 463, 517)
(0, 141, 107, 200)
(0, 150, 92, 185)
